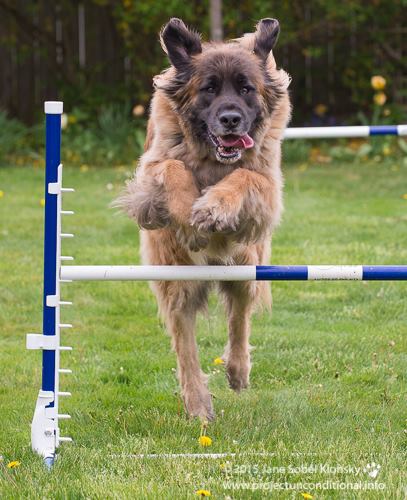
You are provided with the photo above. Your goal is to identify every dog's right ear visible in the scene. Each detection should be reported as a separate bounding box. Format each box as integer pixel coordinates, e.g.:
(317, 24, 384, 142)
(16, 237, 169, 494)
(160, 18, 202, 72)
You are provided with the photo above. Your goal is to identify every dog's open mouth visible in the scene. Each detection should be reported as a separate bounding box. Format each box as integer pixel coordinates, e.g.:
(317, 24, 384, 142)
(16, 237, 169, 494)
(209, 132, 254, 163)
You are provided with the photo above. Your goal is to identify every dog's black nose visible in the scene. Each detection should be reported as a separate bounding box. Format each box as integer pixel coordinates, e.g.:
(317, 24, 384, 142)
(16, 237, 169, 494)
(219, 111, 242, 129)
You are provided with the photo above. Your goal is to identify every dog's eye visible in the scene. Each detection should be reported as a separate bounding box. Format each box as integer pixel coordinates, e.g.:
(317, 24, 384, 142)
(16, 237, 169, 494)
(240, 86, 253, 95)
(200, 86, 216, 94)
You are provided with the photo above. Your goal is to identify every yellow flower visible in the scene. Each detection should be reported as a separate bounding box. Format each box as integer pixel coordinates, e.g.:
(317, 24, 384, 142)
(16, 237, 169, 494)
(213, 357, 224, 365)
(196, 490, 211, 497)
(80, 164, 89, 172)
(314, 103, 327, 116)
(40, 198, 45, 207)
(382, 145, 391, 156)
(383, 108, 391, 117)
(371, 75, 386, 90)
(198, 435, 212, 447)
(402, 194, 407, 200)
(373, 92, 387, 106)
(7, 461, 21, 469)
(0, 190, 4, 198)
(301, 493, 313, 499)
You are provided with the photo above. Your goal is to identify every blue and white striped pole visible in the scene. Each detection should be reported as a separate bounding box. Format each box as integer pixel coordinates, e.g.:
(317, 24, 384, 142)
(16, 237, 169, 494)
(60, 265, 407, 281)
(284, 124, 407, 139)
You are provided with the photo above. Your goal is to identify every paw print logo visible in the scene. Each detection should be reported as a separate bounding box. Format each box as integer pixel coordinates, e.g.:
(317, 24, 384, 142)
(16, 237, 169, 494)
(363, 462, 381, 479)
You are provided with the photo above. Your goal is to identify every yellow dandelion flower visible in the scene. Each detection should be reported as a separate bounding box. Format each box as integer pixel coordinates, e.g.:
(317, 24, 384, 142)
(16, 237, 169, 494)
(80, 164, 89, 172)
(371, 75, 386, 90)
(40, 198, 45, 207)
(301, 493, 313, 500)
(402, 194, 407, 200)
(373, 92, 387, 106)
(213, 357, 224, 365)
(196, 490, 211, 497)
(382, 145, 391, 156)
(7, 461, 21, 469)
(198, 435, 212, 447)
(0, 190, 4, 198)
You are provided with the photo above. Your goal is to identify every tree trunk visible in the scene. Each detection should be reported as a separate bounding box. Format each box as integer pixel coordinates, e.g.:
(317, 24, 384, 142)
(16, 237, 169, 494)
(209, 0, 223, 41)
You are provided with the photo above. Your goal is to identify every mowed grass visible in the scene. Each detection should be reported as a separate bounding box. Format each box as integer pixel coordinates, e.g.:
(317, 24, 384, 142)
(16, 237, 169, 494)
(0, 158, 406, 499)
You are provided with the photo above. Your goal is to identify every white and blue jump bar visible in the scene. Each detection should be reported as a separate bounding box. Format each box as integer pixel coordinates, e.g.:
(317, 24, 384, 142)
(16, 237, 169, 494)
(27, 101, 407, 468)
(284, 124, 407, 139)
(61, 265, 407, 281)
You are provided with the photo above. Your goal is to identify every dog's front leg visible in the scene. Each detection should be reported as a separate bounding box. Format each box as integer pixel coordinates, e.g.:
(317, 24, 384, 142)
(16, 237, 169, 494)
(118, 159, 208, 250)
(190, 168, 281, 241)
(162, 161, 209, 251)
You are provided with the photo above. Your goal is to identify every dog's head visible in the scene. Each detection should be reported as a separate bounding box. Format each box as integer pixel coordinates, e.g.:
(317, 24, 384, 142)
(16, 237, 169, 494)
(158, 18, 289, 164)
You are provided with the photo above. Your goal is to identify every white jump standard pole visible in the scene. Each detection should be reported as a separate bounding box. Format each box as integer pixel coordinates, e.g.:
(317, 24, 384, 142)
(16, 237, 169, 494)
(26, 101, 74, 468)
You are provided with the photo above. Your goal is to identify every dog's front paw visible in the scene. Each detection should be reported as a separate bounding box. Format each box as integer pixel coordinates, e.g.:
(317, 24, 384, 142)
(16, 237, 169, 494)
(116, 177, 170, 230)
(190, 195, 240, 233)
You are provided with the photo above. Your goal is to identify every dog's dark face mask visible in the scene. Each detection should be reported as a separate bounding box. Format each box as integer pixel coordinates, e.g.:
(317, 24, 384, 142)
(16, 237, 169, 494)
(160, 18, 281, 164)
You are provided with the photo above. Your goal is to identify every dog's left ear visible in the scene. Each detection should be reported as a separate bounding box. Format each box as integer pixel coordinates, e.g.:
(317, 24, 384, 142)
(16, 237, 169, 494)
(254, 18, 280, 61)
(160, 18, 202, 72)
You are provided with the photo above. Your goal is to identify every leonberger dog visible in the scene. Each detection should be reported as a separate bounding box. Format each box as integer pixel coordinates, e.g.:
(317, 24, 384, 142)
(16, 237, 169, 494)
(117, 17, 291, 420)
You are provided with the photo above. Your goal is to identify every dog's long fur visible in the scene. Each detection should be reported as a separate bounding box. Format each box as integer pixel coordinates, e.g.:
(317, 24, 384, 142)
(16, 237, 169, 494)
(116, 18, 291, 420)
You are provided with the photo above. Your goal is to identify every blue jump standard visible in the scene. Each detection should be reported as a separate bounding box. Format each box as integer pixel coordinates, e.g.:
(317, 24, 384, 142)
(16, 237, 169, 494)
(42, 112, 61, 397)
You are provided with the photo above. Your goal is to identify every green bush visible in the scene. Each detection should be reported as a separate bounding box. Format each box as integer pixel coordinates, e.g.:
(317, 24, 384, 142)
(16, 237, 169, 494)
(0, 111, 30, 162)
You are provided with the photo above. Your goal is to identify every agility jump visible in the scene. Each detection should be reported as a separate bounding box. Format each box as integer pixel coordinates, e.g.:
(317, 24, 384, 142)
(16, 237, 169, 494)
(26, 101, 407, 467)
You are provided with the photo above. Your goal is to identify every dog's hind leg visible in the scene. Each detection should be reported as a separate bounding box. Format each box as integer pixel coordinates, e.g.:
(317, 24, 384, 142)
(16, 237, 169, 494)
(220, 281, 257, 392)
(154, 279, 214, 421)
(219, 246, 264, 392)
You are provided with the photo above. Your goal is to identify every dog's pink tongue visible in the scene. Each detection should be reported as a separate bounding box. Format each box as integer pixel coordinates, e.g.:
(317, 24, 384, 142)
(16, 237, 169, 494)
(219, 134, 254, 149)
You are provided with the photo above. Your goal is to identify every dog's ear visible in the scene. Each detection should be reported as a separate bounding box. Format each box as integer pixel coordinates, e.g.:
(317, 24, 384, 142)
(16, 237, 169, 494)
(254, 18, 280, 61)
(160, 18, 202, 72)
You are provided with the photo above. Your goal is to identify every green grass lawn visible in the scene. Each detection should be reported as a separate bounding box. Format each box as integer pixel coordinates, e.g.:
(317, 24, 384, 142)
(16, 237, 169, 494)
(0, 158, 406, 499)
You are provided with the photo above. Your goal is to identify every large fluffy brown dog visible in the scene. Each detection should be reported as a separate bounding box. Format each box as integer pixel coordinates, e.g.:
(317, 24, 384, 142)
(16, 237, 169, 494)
(117, 18, 291, 421)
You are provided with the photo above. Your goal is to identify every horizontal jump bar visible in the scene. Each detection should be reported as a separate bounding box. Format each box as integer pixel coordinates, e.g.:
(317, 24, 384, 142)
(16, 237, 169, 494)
(60, 265, 407, 282)
(284, 124, 407, 139)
